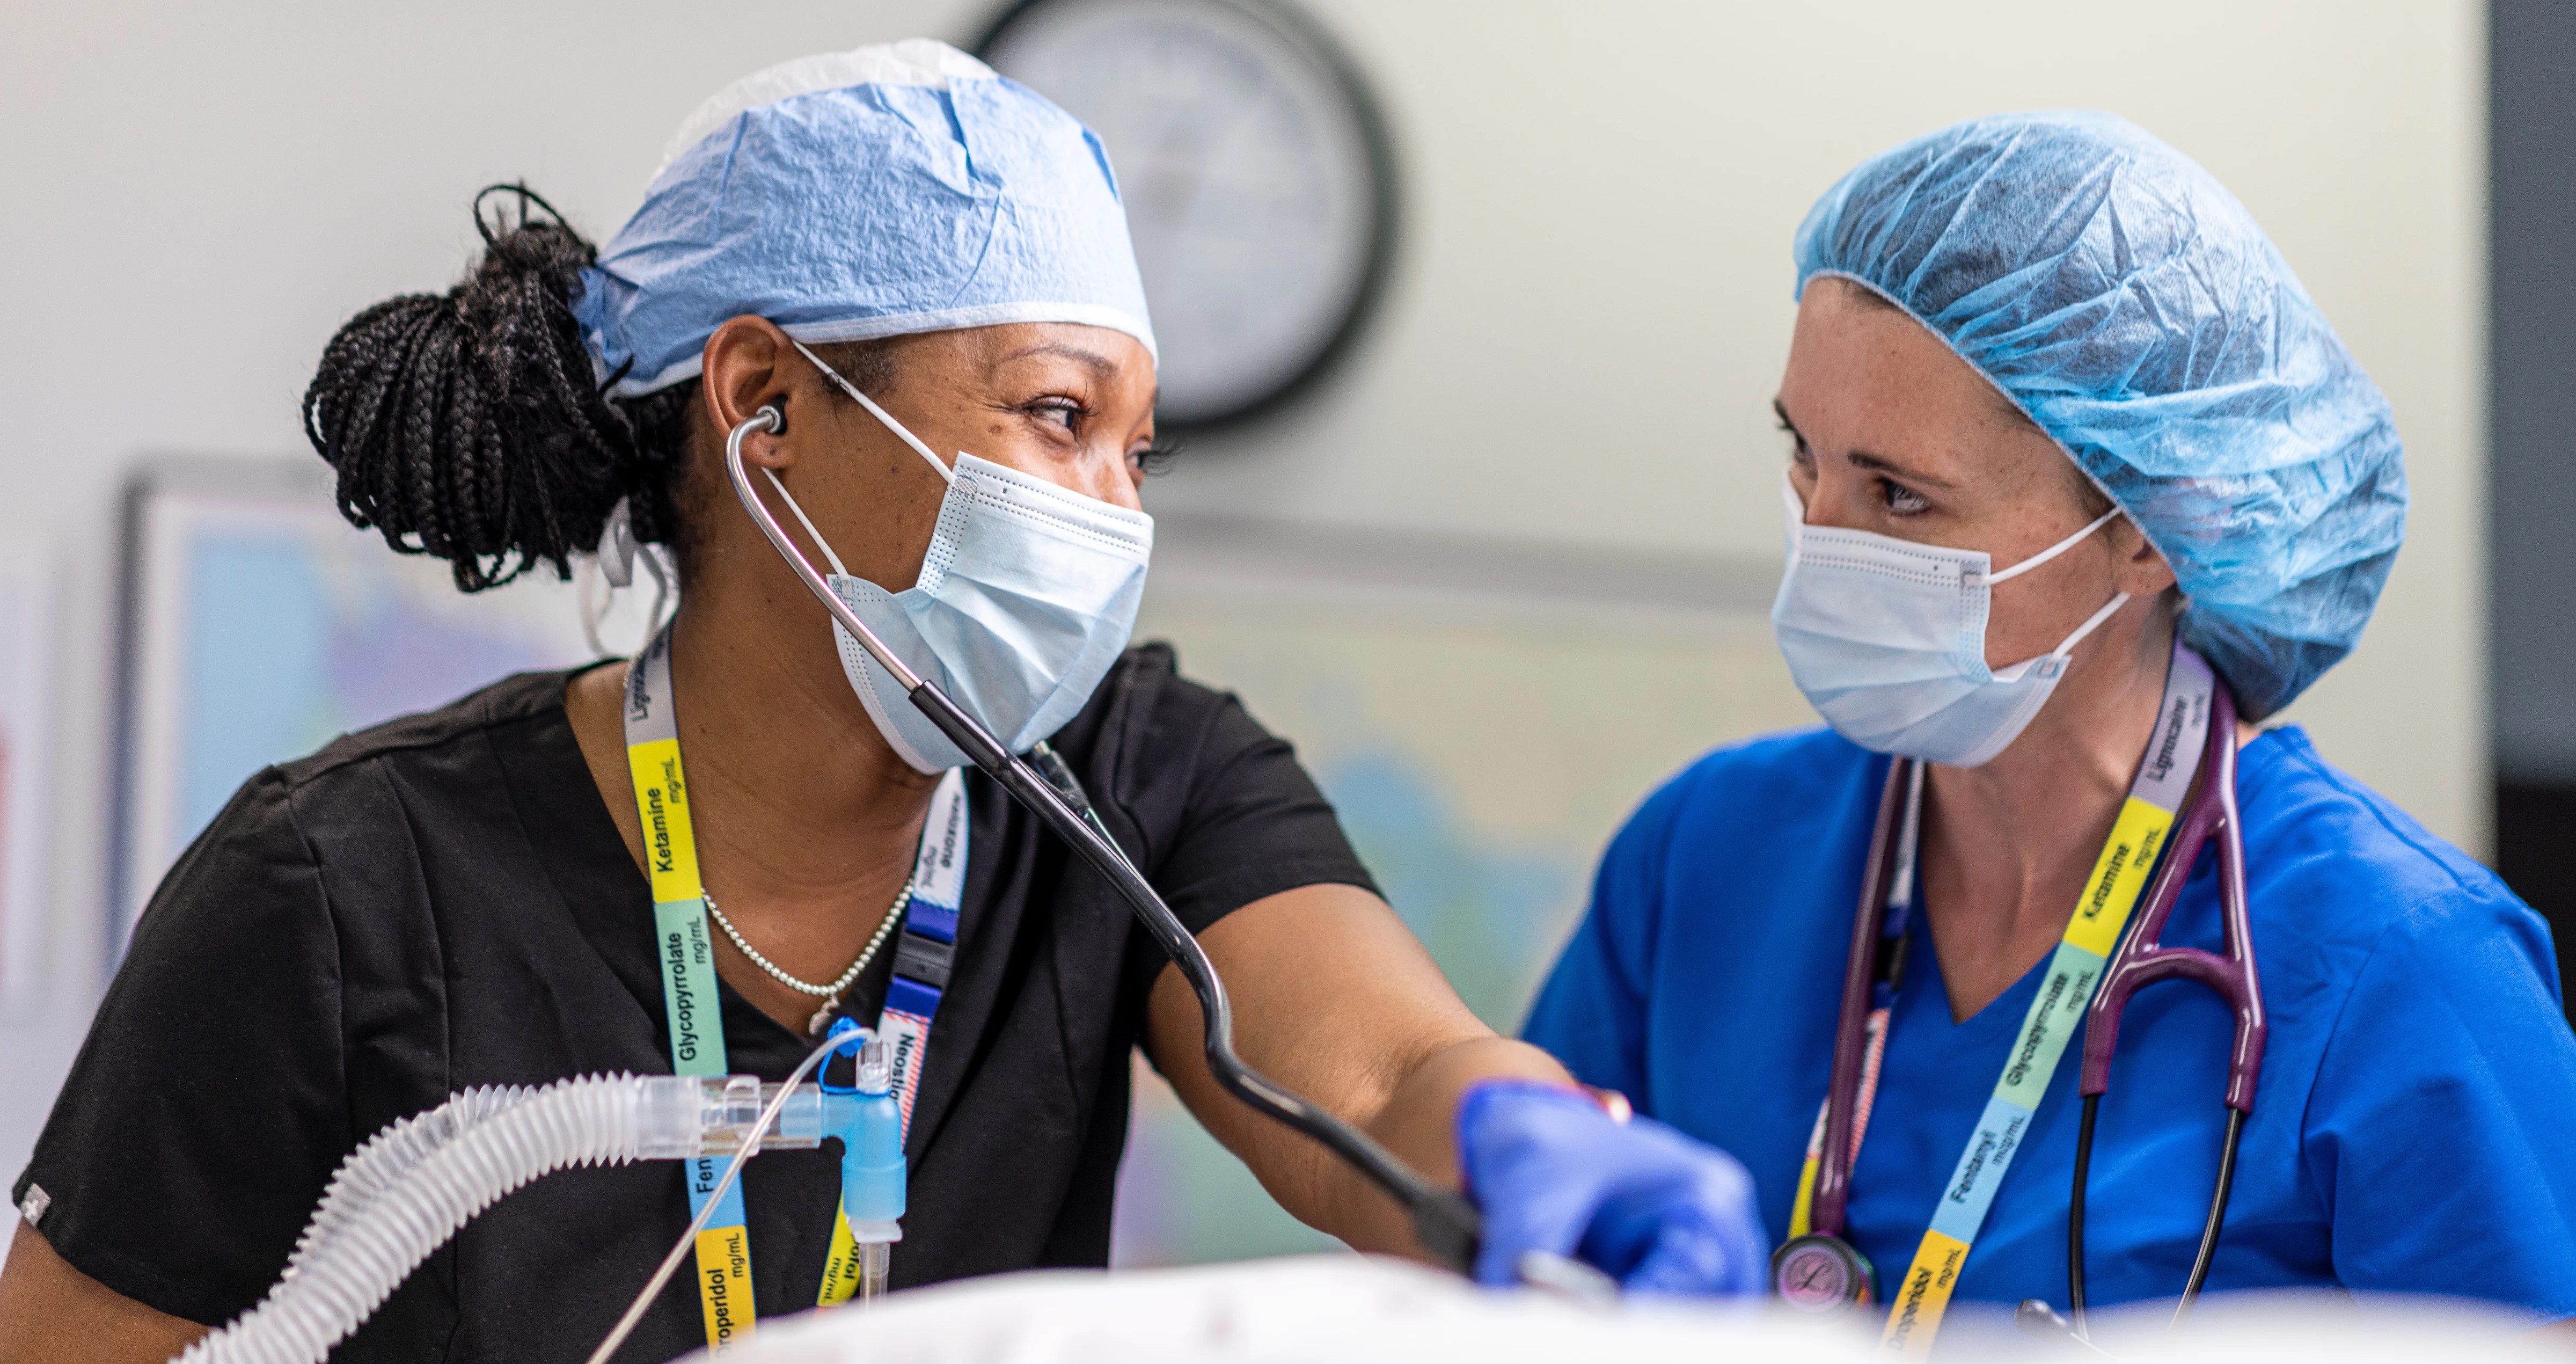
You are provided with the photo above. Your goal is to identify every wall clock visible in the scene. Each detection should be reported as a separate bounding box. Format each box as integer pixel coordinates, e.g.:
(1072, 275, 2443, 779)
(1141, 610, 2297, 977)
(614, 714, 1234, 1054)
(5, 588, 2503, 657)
(976, 0, 1399, 430)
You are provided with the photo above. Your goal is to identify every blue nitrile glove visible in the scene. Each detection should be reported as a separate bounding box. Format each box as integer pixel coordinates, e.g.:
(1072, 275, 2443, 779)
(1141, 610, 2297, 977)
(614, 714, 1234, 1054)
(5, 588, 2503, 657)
(1457, 1080, 1768, 1296)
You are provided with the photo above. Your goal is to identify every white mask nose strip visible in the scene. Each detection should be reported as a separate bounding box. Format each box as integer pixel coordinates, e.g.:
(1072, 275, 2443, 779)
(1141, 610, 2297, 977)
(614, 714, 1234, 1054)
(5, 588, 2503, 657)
(794, 338, 956, 485)
(1979, 505, 2123, 585)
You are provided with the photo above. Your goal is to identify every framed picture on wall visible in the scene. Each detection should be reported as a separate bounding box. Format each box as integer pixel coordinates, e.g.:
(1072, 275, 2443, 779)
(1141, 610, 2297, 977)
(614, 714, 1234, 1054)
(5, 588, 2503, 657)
(107, 461, 633, 960)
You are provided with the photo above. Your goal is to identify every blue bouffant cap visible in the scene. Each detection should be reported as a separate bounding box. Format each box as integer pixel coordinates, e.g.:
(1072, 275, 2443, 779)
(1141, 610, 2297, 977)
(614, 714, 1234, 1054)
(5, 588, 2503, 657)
(1794, 111, 2406, 720)
(576, 39, 1155, 399)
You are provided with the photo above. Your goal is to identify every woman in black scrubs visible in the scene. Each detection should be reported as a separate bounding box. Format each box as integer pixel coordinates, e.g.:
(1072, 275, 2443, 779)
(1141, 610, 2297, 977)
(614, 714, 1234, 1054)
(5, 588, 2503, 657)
(0, 42, 1763, 1363)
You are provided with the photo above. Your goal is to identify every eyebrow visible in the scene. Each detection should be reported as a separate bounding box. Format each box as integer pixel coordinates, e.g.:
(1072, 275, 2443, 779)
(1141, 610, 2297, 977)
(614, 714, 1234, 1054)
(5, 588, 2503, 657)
(1772, 397, 1958, 491)
(997, 340, 1119, 377)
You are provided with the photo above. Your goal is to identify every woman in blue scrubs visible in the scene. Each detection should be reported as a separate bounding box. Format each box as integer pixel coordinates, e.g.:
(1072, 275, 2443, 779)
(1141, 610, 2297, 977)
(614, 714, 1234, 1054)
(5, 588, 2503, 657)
(1526, 112, 2576, 1337)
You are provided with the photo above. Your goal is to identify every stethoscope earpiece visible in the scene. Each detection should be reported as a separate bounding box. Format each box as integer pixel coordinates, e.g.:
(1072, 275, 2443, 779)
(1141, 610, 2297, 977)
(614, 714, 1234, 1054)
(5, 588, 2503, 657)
(757, 400, 786, 436)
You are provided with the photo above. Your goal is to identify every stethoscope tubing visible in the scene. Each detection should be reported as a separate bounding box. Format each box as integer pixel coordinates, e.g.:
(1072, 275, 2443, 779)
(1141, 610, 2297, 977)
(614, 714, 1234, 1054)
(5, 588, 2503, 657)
(718, 409, 1484, 1271)
(1811, 756, 1915, 1241)
(2069, 676, 2265, 1332)
(1807, 666, 2268, 1328)
(2080, 679, 2267, 1110)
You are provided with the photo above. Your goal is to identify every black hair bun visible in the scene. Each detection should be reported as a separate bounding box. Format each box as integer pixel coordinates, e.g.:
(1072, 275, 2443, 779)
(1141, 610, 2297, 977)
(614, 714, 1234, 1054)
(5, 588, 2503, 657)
(302, 185, 643, 591)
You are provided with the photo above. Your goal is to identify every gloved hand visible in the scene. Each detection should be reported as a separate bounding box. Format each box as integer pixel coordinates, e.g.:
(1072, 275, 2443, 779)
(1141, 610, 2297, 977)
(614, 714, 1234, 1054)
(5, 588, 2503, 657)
(1455, 1080, 1767, 1296)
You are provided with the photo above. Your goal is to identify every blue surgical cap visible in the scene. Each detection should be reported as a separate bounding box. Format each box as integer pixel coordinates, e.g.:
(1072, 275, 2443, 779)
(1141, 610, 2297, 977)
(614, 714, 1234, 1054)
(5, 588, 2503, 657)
(576, 40, 1155, 399)
(1793, 111, 2406, 719)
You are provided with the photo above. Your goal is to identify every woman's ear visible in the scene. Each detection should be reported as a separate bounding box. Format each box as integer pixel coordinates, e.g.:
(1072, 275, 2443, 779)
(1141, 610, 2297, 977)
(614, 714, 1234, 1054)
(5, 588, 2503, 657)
(2111, 519, 2180, 597)
(699, 316, 799, 469)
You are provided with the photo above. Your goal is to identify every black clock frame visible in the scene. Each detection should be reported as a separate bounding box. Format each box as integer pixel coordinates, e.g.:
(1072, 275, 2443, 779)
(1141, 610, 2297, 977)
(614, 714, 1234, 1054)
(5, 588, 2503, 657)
(971, 0, 1402, 434)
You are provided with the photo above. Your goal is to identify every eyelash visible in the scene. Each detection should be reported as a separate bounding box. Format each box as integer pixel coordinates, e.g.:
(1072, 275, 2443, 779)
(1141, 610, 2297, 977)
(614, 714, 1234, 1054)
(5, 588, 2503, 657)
(1026, 395, 1179, 474)
(1027, 396, 1089, 431)
(1134, 436, 1183, 476)
(1776, 418, 1930, 515)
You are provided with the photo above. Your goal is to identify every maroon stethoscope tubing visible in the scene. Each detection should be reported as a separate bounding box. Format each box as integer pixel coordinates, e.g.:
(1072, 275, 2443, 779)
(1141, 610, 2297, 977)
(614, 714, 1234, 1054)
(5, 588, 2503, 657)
(1808, 756, 1915, 1241)
(2068, 676, 2267, 1330)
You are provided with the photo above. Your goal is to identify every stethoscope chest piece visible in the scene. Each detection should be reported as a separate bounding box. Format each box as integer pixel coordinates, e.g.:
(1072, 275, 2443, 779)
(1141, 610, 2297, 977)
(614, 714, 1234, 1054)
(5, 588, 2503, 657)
(1772, 1232, 1875, 1314)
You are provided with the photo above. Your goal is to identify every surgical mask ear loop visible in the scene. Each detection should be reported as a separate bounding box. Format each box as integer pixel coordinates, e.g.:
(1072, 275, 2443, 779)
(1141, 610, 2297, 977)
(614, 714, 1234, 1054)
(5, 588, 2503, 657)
(792, 338, 956, 487)
(1985, 506, 2129, 665)
(1980, 506, 2124, 585)
(758, 339, 968, 580)
(582, 497, 673, 657)
(763, 469, 852, 578)
(2043, 592, 2132, 660)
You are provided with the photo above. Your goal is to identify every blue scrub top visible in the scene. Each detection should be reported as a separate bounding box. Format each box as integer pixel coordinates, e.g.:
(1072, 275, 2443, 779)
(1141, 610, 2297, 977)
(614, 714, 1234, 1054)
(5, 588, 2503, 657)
(1525, 725, 2576, 1325)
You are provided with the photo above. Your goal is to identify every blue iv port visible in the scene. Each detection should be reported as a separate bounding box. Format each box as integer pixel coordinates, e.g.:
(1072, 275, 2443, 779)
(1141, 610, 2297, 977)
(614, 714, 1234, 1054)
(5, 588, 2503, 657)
(817, 1019, 904, 1226)
(826, 1089, 905, 1225)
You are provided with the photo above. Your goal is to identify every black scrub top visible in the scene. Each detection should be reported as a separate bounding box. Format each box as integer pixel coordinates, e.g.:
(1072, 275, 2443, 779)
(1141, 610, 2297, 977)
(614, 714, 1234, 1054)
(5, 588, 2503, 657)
(14, 644, 1375, 1362)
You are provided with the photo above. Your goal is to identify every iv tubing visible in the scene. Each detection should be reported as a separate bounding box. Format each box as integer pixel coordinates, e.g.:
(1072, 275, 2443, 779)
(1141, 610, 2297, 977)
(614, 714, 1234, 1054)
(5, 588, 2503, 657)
(860, 1241, 892, 1302)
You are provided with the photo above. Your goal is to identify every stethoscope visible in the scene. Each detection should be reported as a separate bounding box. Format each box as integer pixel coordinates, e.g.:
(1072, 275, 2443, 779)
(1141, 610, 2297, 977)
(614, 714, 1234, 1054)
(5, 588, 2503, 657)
(1794, 674, 2267, 1339)
(711, 405, 1498, 1275)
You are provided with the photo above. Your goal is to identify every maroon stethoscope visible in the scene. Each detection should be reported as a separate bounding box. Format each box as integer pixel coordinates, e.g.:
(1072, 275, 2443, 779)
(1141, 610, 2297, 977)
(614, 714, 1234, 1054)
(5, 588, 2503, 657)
(1787, 674, 2268, 1339)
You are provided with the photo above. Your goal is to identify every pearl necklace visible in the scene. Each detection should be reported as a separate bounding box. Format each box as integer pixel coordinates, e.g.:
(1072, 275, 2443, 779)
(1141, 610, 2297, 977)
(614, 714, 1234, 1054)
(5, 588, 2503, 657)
(704, 879, 914, 1035)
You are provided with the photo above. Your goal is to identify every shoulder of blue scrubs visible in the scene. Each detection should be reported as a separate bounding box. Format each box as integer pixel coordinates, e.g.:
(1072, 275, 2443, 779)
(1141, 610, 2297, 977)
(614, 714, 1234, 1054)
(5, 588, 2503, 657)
(2235, 726, 2551, 972)
(1523, 726, 1882, 1103)
(2233, 725, 2576, 1319)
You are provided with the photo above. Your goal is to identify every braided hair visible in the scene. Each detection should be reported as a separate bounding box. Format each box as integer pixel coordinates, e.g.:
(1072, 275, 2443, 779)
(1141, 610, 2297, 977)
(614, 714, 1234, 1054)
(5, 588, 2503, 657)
(302, 186, 689, 592)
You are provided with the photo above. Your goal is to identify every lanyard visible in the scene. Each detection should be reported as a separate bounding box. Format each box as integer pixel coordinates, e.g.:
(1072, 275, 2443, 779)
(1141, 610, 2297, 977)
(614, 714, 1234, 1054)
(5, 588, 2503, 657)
(621, 626, 970, 1339)
(1784, 641, 2214, 1353)
(815, 761, 967, 1307)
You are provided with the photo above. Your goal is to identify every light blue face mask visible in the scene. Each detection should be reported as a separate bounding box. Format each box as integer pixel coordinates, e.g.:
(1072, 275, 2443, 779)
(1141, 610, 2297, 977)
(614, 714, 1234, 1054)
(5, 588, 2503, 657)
(770, 340, 1154, 772)
(1770, 476, 2126, 768)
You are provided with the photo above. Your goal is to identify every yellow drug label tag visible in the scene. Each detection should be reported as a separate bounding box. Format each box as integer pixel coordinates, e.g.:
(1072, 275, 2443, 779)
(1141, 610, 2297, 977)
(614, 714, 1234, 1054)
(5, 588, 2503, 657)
(1880, 1229, 1970, 1355)
(816, 1209, 861, 1308)
(694, 1223, 756, 1349)
(628, 737, 701, 905)
(2063, 797, 2173, 958)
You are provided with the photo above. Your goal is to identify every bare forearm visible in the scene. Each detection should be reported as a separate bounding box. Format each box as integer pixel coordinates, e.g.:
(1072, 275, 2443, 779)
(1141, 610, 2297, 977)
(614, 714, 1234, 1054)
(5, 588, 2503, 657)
(0, 1222, 205, 1364)
(1329, 1034, 1571, 1254)
(1143, 885, 1572, 1259)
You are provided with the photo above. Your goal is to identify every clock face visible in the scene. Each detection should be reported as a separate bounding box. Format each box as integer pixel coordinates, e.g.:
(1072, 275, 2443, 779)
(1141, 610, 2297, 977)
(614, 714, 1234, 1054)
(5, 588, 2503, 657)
(977, 0, 1395, 429)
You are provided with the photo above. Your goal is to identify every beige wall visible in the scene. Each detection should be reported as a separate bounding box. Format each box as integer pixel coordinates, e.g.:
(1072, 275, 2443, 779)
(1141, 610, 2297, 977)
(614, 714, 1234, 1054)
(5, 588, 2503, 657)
(1154, 0, 2489, 852)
